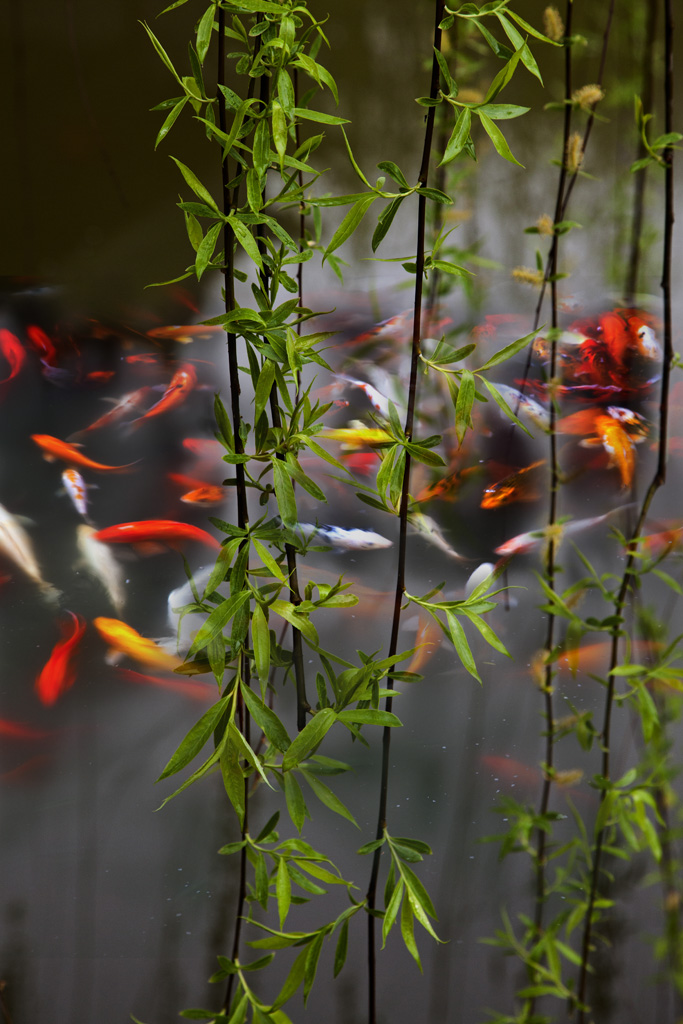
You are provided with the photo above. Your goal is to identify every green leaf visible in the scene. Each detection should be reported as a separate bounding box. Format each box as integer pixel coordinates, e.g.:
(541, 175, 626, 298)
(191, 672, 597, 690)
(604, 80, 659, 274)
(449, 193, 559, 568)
(254, 359, 276, 424)
(157, 695, 230, 780)
(241, 681, 291, 751)
(324, 194, 377, 263)
(170, 156, 220, 210)
(478, 378, 533, 437)
(272, 100, 288, 171)
(155, 95, 189, 149)
(455, 369, 475, 445)
(337, 709, 402, 728)
(277, 857, 292, 929)
(372, 196, 406, 252)
(382, 879, 404, 947)
(300, 769, 358, 826)
(476, 327, 537, 370)
(140, 22, 184, 86)
(186, 591, 249, 658)
(284, 771, 307, 832)
(195, 4, 215, 64)
(441, 107, 472, 165)
(478, 111, 523, 167)
(445, 611, 480, 681)
(293, 107, 350, 125)
(400, 891, 422, 970)
(252, 536, 287, 584)
(271, 459, 297, 527)
(195, 222, 222, 281)
(221, 733, 245, 826)
(270, 599, 318, 646)
(228, 214, 263, 270)
(303, 930, 324, 1004)
(334, 920, 349, 977)
(282, 708, 337, 771)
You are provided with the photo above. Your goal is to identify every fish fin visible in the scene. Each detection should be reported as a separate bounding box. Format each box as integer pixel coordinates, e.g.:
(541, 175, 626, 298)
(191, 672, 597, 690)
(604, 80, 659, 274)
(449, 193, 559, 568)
(578, 438, 603, 448)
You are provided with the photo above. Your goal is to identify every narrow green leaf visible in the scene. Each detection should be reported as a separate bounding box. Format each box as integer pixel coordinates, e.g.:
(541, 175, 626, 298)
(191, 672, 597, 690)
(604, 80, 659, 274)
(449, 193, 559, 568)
(282, 708, 337, 771)
(441, 107, 472, 165)
(272, 100, 288, 171)
(293, 107, 350, 125)
(157, 694, 230, 780)
(400, 892, 422, 970)
(196, 4, 215, 64)
(478, 110, 524, 166)
(271, 459, 297, 527)
(254, 359, 276, 424)
(221, 734, 245, 826)
(155, 95, 189, 149)
(195, 221, 222, 280)
(277, 857, 292, 928)
(252, 536, 287, 583)
(300, 769, 358, 826)
(337, 709, 402, 728)
(324, 194, 377, 263)
(241, 681, 291, 751)
(476, 327, 537, 370)
(334, 920, 349, 977)
(445, 611, 480, 681)
(186, 591, 249, 658)
(228, 214, 263, 270)
(455, 369, 475, 445)
(284, 771, 307, 832)
(251, 603, 270, 685)
(382, 879, 404, 947)
(170, 156, 219, 210)
(140, 22, 184, 86)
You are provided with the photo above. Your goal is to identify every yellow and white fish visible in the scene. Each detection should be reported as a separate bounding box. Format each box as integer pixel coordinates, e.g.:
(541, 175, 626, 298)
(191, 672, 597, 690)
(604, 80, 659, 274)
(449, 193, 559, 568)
(93, 616, 184, 671)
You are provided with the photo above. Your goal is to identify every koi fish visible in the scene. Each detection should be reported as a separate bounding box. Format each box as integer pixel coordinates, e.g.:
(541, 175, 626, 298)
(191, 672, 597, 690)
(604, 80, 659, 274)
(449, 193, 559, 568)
(75, 525, 127, 614)
(35, 611, 86, 706)
(67, 386, 152, 439)
(465, 562, 497, 597)
(490, 383, 550, 432)
(114, 667, 214, 702)
(146, 324, 223, 343)
(634, 525, 683, 560)
(404, 613, 442, 676)
(579, 414, 636, 488)
(25, 324, 57, 365)
(494, 506, 632, 557)
(339, 451, 380, 477)
(182, 437, 223, 456)
(0, 503, 60, 603)
(128, 363, 197, 427)
(93, 519, 221, 550)
(0, 718, 52, 740)
(287, 522, 392, 551)
(480, 460, 546, 509)
(0, 328, 26, 384)
(407, 511, 467, 561)
(125, 353, 161, 365)
(31, 434, 139, 473)
(85, 370, 116, 383)
(93, 617, 184, 671)
(167, 473, 223, 506)
(334, 375, 396, 418)
(414, 464, 482, 504)
(319, 422, 392, 448)
(481, 754, 540, 790)
(61, 468, 93, 519)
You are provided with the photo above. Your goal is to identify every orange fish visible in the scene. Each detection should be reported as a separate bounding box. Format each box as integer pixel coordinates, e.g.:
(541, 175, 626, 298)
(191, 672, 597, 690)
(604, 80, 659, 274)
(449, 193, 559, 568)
(125, 353, 161, 365)
(0, 329, 26, 384)
(115, 667, 214, 702)
(93, 617, 183, 671)
(146, 324, 223, 343)
(85, 370, 116, 383)
(580, 414, 636, 488)
(31, 434, 138, 473)
(35, 612, 86, 706)
(339, 451, 380, 477)
(480, 460, 546, 509)
(129, 363, 198, 427)
(180, 486, 224, 506)
(414, 464, 482, 504)
(93, 519, 221, 550)
(182, 437, 223, 456)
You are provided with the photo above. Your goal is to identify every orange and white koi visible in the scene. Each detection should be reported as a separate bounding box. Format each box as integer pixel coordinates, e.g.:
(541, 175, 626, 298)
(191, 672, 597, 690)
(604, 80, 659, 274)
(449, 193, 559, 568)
(93, 519, 221, 550)
(31, 434, 139, 473)
(579, 414, 636, 488)
(68, 386, 152, 439)
(93, 617, 184, 671)
(128, 363, 197, 427)
(35, 611, 86, 706)
(480, 460, 546, 509)
(61, 468, 92, 518)
(76, 525, 127, 614)
(0, 503, 60, 603)
(0, 329, 26, 384)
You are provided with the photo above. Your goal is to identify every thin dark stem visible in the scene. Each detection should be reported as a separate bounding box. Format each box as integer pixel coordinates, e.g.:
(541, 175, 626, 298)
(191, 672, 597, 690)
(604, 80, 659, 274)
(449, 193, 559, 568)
(576, 1, 674, 1014)
(625, 1, 658, 304)
(366, 4, 445, 1021)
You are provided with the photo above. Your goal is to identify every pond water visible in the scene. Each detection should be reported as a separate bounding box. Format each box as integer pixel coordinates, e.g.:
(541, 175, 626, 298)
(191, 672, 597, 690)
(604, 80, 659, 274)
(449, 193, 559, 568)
(3, 3, 683, 1024)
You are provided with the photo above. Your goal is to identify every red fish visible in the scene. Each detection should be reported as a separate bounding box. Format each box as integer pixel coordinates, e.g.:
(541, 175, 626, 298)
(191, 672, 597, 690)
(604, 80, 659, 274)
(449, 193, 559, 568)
(183, 437, 223, 456)
(93, 519, 221, 550)
(115, 667, 214, 702)
(0, 329, 26, 384)
(125, 353, 161, 365)
(25, 324, 57, 365)
(35, 612, 87, 706)
(0, 718, 52, 740)
(146, 324, 223, 343)
(129, 363, 197, 427)
(339, 451, 380, 477)
(68, 386, 152, 439)
(31, 434, 139, 473)
(85, 370, 116, 383)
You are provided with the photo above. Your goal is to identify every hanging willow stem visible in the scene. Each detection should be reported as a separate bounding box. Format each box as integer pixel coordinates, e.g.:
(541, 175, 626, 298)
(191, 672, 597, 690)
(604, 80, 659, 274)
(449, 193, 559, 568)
(576, 0, 674, 1015)
(625, 0, 658, 304)
(218, 6, 251, 1012)
(365, 3, 445, 1022)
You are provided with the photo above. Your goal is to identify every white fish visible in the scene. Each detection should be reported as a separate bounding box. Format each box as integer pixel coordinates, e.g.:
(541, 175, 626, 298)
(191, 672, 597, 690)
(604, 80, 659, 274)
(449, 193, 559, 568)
(290, 522, 392, 551)
(335, 374, 397, 419)
(0, 503, 60, 603)
(76, 524, 127, 614)
(494, 505, 634, 558)
(465, 562, 496, 597)
(407, 512, 467, 561)
(635, 324, 661, 360)
(491, 383, 550, 433)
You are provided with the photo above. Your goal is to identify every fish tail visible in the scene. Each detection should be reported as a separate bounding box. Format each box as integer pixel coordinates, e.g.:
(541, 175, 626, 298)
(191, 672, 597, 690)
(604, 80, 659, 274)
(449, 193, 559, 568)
(40, 582, 63, 607)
